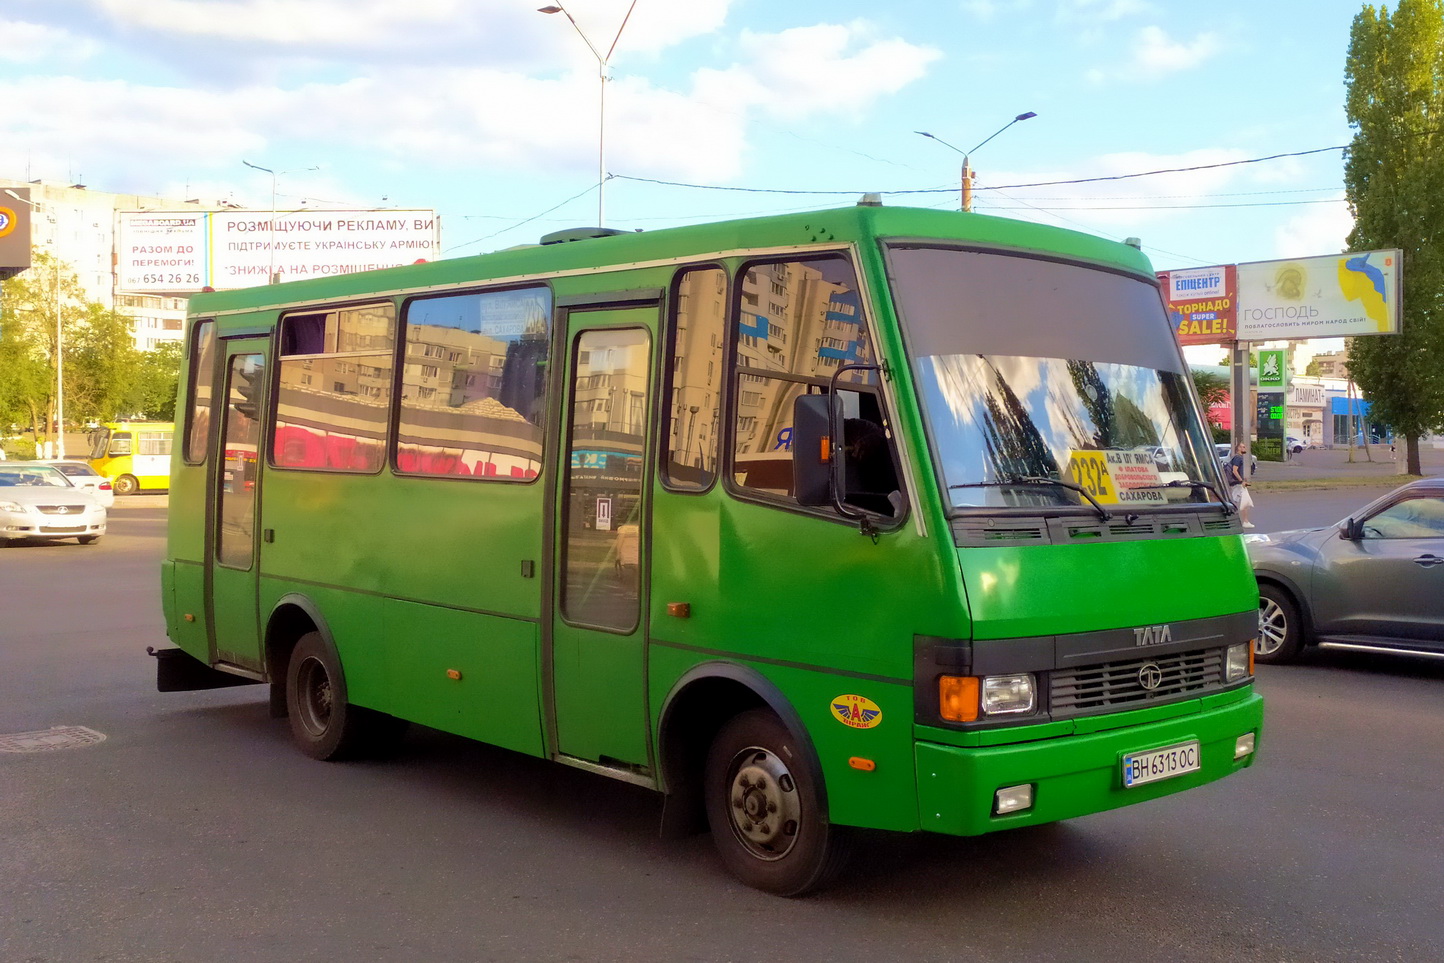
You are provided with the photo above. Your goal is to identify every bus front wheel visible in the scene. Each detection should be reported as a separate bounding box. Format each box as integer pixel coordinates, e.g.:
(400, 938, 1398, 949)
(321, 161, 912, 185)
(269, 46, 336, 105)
(285, 631, 410, 760)
(704, 709, 850, 896)
(113, 474, 139, 496)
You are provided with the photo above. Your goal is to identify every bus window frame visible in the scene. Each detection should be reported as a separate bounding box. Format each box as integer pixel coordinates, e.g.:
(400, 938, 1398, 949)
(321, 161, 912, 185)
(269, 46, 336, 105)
(556, 321, 655, 635)
(392, 281, 556, 485)
(658, 262, 728, 496)
(719, 249, 904, 527)
(267, 298, 398, 477)
(183, 318, 217, 466)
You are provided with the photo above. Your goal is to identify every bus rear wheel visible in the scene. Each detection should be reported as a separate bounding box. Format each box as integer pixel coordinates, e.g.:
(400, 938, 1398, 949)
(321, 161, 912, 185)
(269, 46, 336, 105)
(703, 709, 850, 896)
(113, 474, 139, 496)
(285, 631, 406, 760)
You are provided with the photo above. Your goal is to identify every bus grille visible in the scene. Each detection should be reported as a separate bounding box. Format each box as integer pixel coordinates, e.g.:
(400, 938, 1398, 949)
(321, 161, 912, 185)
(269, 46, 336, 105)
(1051, 648, 1224, 715)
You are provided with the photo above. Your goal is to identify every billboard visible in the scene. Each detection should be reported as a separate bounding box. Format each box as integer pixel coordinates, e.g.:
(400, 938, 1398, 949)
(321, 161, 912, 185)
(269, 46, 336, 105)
(1158, 264, 1236, 345)
(1235, 250, 1401, 341)
(0, 186, 33, 273)
(117, 209, 440, 292)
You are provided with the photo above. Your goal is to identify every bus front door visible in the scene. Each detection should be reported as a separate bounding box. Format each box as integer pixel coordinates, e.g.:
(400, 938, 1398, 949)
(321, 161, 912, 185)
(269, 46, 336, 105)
(550, 314, 655, 771)
(205, 342, 267, 675)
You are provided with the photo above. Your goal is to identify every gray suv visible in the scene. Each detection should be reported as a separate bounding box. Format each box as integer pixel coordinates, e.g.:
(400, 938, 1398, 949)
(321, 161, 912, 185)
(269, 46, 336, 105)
(1247, 479, 1444, 663)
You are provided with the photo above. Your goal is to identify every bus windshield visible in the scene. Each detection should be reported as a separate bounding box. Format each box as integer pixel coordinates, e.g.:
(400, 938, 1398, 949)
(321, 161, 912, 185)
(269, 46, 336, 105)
(888, 244, 1220, 512)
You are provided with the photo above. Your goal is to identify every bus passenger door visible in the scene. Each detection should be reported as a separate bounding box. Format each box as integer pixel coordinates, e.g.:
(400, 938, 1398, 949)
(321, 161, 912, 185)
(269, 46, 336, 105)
(205, 340, 268, 674)
(550, 311, 656, 770)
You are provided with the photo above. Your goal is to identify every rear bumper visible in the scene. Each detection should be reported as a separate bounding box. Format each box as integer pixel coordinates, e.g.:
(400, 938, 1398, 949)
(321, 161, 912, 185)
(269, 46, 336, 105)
(916, 690, 1263, 836)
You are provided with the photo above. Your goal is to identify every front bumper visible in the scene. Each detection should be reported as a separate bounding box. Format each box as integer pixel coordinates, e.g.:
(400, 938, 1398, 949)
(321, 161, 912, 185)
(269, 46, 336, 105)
(1, 513, 107, 540)
(916, 689, 1263, 836)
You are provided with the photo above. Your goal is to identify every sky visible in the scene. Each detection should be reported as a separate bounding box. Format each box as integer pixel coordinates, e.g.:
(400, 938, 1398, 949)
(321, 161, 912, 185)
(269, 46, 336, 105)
(2, 0, 1368, 274)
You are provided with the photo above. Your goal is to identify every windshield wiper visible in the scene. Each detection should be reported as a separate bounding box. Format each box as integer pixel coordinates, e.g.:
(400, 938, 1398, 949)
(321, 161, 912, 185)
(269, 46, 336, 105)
(950, 475, 1112, 522)
(1124, 479, 1235, 513)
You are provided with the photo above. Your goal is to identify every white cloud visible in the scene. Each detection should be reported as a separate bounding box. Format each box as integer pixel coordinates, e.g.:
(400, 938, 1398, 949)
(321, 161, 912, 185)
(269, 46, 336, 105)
(1273, 197, 1353, 259)
(76, 0, 732, 67)
(1088, 25, 1221, 82)
(0, 20, 98, 63)
(700, 23, 941, 119)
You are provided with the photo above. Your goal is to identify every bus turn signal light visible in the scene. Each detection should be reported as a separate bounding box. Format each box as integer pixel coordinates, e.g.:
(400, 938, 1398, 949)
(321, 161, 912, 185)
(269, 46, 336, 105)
(939, 675, 979, 722)
(848, 757, 876, 771)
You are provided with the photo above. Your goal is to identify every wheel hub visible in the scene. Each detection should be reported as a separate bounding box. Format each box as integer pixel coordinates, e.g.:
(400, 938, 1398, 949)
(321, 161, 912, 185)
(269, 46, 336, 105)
(728, 748, 801, 859)
(1257, 598, 1286, 655)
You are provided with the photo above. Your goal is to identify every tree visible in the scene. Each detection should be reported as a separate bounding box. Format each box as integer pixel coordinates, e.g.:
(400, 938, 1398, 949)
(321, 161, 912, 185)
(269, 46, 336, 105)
(1343, 0, 1444, 475)
(0, 252, 90, 447)
(127, 340, 184, 420)
(1191, 368, 1230, 411)
(67, 303, 142, 424)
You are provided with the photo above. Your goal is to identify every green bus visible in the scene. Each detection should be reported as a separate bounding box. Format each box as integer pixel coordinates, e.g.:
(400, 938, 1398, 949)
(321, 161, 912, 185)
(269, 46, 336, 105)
(155, 202, 1262, 895)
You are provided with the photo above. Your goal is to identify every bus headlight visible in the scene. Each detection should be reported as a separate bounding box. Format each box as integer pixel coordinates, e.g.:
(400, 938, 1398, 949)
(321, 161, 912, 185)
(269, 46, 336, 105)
(1225, 643, 1252, 682)
(981, 673, 1036, 715)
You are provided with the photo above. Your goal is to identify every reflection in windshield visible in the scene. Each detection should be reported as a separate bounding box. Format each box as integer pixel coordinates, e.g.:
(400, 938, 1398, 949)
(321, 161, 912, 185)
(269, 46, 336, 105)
(918, 354, 1218, 511)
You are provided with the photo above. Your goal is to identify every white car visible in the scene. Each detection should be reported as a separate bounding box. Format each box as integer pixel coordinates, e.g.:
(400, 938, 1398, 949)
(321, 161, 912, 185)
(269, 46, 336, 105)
(35, 459, 116, 508)
(0, 464, 108, 545)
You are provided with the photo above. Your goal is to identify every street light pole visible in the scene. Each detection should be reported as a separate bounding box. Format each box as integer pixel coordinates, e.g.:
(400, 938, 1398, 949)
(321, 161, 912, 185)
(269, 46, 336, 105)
(242, 160, 318, 283)
(916, 111, 1037, 212)
(538, 1, 638, 227)
(3, 189, 64, 457)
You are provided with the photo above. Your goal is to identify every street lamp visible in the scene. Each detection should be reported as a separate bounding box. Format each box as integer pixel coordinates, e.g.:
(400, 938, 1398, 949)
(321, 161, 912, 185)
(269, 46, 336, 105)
(538, 1, 638, 227)
(242, 160, 319, 283)
(3, 188, 64, 458)
(916, 111, 1037, 212)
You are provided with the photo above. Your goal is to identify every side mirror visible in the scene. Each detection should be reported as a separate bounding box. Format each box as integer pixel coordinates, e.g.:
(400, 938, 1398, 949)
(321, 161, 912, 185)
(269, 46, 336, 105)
(1339, 517, 1361, 540)
(791, 393, 833, 507)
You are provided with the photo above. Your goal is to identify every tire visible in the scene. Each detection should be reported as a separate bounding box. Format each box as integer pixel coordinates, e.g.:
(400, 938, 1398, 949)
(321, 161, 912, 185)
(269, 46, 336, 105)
(704, 709, 850, 896)
(1256, 584, 1305, 664)
(77, 535, 100, 545)
(113, 474, 139, 496)
(285, 631, 407, 760)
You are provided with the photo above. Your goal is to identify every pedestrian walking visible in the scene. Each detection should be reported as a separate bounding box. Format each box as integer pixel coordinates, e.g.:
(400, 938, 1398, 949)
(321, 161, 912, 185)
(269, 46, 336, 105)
(1226, 443, 1254, 528)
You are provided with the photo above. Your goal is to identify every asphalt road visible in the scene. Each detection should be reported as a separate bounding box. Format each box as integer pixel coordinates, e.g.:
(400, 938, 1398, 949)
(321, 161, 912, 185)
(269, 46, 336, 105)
(2, 493, 1442, 962)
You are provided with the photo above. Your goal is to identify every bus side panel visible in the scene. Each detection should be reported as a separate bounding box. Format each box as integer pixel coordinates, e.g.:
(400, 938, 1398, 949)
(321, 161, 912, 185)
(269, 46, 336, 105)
(258, 577, 384, 698)
(162, 559, 210, 660)
(713, 498, 960, 683)
(164, 455, 208, 658)
(258, 471, 544, 620)
(379, 598, 544, 757)
(647, 647, 921, 832)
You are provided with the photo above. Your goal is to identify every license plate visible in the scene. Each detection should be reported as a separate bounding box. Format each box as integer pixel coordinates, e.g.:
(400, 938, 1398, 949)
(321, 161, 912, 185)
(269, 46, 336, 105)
(1122, 741, 1201, 788)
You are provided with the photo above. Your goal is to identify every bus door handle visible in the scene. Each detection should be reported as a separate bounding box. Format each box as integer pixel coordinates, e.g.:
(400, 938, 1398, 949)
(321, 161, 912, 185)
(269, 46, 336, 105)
(264, 529, 275, 543)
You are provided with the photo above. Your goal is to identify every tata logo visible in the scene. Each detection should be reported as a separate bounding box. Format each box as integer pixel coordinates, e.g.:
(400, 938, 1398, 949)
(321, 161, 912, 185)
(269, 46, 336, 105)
(1133, 624, 1173, 646)
(1137, 663, 1164, 690)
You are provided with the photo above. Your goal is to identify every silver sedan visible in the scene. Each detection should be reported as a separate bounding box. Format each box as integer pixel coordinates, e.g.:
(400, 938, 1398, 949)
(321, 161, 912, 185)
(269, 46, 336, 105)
(1247, 479, 1444, 663)
(0, 465, 108, 545)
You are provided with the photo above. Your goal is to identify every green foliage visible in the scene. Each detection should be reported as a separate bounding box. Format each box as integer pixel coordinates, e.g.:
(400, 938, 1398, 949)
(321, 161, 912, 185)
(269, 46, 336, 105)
(0, 251, 87, 437)
(0, 251, 181, 434)
(67, 303, 142, 423)
(127, 340, 184, 420)
(1343, 0, 1444, 473)
(1190, 368, 1230, 410)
